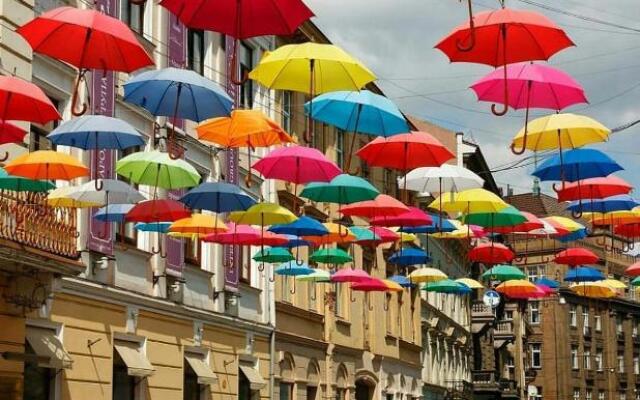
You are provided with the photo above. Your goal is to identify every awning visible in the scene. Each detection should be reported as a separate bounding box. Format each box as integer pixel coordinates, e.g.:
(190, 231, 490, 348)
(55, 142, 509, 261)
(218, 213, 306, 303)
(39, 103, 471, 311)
(26, 327, 73, 369)
(114, 340, 155, 377)
(239, 364, 267, 391)
(185, 352, 218, 385)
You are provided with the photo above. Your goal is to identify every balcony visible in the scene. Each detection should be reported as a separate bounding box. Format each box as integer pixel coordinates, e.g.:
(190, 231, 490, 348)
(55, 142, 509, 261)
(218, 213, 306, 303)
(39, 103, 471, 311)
(498, 379, 520, 399)
(445, 380, 473, 400)
(494, 320, 515, 349)
(472, 370, 500, 392)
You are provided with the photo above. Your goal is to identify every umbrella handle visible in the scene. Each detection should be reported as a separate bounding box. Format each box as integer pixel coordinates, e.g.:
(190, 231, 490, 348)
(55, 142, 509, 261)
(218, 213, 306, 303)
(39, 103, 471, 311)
(367, 293, 374, 311)
(350, 288, 356, 302)
(571, 209, 583, 219)
(268, 273, 275, 283)
(491, 26, 509, 116)
(303, 60, 316, 144)
(94, 178, 104, 191)
(455, 0, 476, 52)
(0, 152, 9, 162)
(510, 133, 527, 155)
(71, 69, 89, 117)
(289, 278, 296, 295)
(258, 262, 264, 272)
(229, 38, 249, 86)
(151, 235, 167, 258)
(551, 182, 565, 193)
(310, 283, 316, 301)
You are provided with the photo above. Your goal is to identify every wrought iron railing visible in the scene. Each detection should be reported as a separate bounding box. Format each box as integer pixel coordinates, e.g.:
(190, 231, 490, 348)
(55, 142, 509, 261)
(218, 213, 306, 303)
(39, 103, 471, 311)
(0, 190, 78, 258)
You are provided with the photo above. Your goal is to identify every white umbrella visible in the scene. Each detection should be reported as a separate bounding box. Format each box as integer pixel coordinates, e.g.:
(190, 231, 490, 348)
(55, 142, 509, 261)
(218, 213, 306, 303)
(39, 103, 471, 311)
(69, 179, 146, 206)
(399, 164, 484, 195)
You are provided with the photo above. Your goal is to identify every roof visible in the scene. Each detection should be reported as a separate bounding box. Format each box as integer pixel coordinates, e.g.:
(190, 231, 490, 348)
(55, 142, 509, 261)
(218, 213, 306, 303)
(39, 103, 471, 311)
(505, 192, 567, 217)
(405, 115, 457, 158)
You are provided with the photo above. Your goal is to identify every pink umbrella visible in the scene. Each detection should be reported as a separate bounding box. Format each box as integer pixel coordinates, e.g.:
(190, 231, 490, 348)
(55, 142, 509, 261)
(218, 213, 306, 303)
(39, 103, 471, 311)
(203, 222, 260, 244)
(340, 194, 409, 219)
(351, 277, 388, 291)
(536, 284, 556, 295)
(471, 62, 587, 155)
(331, 268, 371, 283)
(370, 227, 399, 244)
(370, 206, 433, 227)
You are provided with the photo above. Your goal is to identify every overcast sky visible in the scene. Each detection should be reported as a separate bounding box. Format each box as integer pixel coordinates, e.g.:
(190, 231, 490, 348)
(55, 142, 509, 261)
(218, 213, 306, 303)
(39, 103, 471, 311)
(305, 0, 640, 195)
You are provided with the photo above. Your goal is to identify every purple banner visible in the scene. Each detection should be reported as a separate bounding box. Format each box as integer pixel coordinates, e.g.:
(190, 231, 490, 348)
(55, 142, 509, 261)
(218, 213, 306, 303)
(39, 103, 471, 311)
(87, 0, 117, 255)
(165, 13, 186, 277)
(224, 37, 240, 290)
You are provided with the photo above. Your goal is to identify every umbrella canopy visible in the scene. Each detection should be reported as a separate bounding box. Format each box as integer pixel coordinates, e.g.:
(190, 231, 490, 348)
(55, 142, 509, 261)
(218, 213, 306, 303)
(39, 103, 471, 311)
(180, 182, 255, 213)
(481, 264, 525, 282)
(511, 113, 610, 152)
(340, 194, 409, 219)
(589, 211, 640, 227)
(533, 148, 622, 182)
(203, 222, 260, 244)
(126, 199, 191, 223)
(389, 275, 414, 288)
(496, 280, 546, 299)
(0, 76, 60, 124)
(17, 7, 153, 72)
(423, 279, 471, 294)
(0, 121, 27, 146)
(564, 266, 605, 283)
(252, 145, 341, 184)
(94, 204, 135, 223)
(388, 248, 430, 266)
(275, 263, 314, 277)
(382, 279, 405, 292)
(462, 206, 526, 228)
(116, 151, 200, 190)
(310, 248, 353, 265)
(600, 279, 627, 290)
(47, 115, 145, 150)
(554, 248, 599, 266)
(557, 228, 589, 243)
(305, 90, 408, 136)
(169, 214, 228, 236)
(296, 269, 332, 283)
(248, 42, 376, 94)
(197, 109, 293, 148)
(356, 132, 454, 171)
(370, 227, 400, 244)
(135, 222, 172, 233)
(395, 230, 419, 243)
(369, 206, 432, 227)
(124, 67, 232, 121)
(301, 222, 357, 246)
(409, 267, 448, 283)
(471, 62, 586, 111)
(400, 164, 484, 195)
(429, 188, 508, 214)
(570, 281, 616, 298)
(159, 0, 313, 38)
(5, 150, 89, 181)
(556, 176, 633, 202)
(534, 277, 560, 289)
(490, 211, 544, 234)
(280, 235, 312, 249)
(632, 277, 640, 287)
(300, 174, 379, 204)
(455, 278, 484, 289)
(625, 262, 640, 277)
(350, 227, 381, 246)
(270, 216, 328, 237)
(435, 8, 573, 67)
(228, 203, 297, 226)
(0, 167, 54, 193)
(351, 277, 392, 292)
(468, 243, 515, 265)
(248, 231, 291, 247)
(543, 216, 585, 234)
(68, 179, 145, 206)
(47, 186, 100, 208)
(567, 195, 638, 214)
(400, 214, 457, 234)
(331, 268, 371, 283)
(253, 247, 294, 264)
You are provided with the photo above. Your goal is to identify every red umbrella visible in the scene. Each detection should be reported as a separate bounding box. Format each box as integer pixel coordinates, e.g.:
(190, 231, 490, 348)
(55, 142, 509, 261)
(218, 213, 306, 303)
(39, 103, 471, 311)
(370, 206, 433, 227)
(468, 243, 514, 265)
(340, 194, 409, 219)
(370, 227, 400, 244)
(625, 262, 640, 277)
(17, 7, 154, 115)
(554, 248, 599, 267)
(0, 76, 60, 124)
(435, 6, 573, 115)
(160, 0, 313, 85)
(0, 121, 26, 145)
(243, 230, 290, 247)
(556, 176, 633, 202)
(203, 222, 260, 244)
(126, 199, 191, 223)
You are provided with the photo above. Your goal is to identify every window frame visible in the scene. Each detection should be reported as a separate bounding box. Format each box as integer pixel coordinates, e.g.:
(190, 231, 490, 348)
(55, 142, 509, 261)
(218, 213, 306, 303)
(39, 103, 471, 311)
(530, 343, 542, 369)
(239, 41, 254, 109)
(571, 345, 579, 370)
(187, 29, 205, 75)
(529, 301, 540, 324)
(569, 305, 577, 327)
(121, 0, 145, 35)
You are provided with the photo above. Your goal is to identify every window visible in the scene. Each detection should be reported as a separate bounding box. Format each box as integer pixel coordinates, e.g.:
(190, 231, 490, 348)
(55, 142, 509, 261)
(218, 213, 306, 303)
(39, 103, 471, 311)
(634, 318, 639, 337)
(184, 235, 201, 266)
(121, 0, 144, 34)
(599, 391, 606, 400)
(281, 91, 292, 134)
(307, 386, 317, 400)
(529, 301, 540, 324)
(634, 355, 639, 375)
(113, 348, 136, 400)
(584, 349, 591, 370)
(527, 265, 544, 281)
(570, 305, 577, 327)
(116, 145, 141, 244)
(184, 358, 199, 400)
(587, 390, 593, 400)
(583, 310, 590, 328)
(574, 389, 581, 400)
(595, 315, 602, 332)
(618, 352, 625, 373)
(386, 293, 393, 335)
(571, 345, 579, 370)
(238, 369, 252, 400)
(335, 129, 345, 169)
(30, 97, 60, 151)
(617, 315, 624, 334)
(595, 349, 603, 371)
(528, 386, 542, 400)
(23, 342, 53, 400)
(279, 382, 293, 400)
(240, 246, 251, 284)
(620, 392, 627, 400)
(530, 344, 542, 368)
(187, 29, 205, 75)
(334, 284, 343, 318)
(239, 42, 254, 108)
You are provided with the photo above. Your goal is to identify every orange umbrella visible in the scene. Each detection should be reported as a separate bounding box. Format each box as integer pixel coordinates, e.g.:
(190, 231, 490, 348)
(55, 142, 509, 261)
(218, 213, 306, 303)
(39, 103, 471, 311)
(169, 213, 228, 236)
(5, 150, 89, 180)
(303, 222, 356, 245)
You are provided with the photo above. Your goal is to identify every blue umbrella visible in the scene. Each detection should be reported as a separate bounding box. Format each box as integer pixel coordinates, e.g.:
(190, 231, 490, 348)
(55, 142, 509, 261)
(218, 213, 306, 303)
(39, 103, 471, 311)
(135, 222, 172, 233)
(275, 263, 314, 276)
(388, 248, 431, 266)
(401, 214, 457, 234)
(269, 216, 328, 237)
(304, 90, 408, 173)
(557, 228, 589, 243)
(279, 235, 312, 249)
(566, 195, 639, 214)
(180, 182, 255, 213)
(564, 266, 605, 283)
(534, 277, 560, 289)
(389, 274, 415, 288)
(48, 115, 145, 150)
(532, 148, 622, 183)
(94, 204, 135, 223)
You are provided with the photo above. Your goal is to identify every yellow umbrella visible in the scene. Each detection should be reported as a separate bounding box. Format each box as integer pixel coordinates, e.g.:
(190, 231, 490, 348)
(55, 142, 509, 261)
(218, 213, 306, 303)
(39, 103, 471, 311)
(167, 231, 207, 239)
(5, 150, 89, 180)
(228, 203, 297, 226)
(430, 220, 479, 239)
(584, 210, 640, 226)
(429, 188, 508, 214)
(600, 279, 627, 290)
(303, 222, 355, 245)
(409, 267, 448, 283)
(570, 281, 616, 298)
(382, 279, 404, 292)
(169, 213, 228, 236)
(455, 277, 484, 289)
(47, 186, 100, 208)
(544, 216, 585, 232)
(389, 227, 419, 243)
(511, 113, 610, 154)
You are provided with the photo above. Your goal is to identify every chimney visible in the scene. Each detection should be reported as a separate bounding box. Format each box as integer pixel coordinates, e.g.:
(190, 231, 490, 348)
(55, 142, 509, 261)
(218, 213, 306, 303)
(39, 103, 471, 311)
(507, 184, 514, 197)
(532, 178, 541, 196)
(456, 132, 464, 167)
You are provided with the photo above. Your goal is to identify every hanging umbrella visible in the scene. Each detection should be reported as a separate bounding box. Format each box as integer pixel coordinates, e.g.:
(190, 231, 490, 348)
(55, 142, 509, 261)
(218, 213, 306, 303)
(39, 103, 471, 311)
(400, 214, 458, 234)
(388, 248, 430, 266)
(367, 227, 400, 245)
(423, 279, 471, 294)
(382, 279, 405, 293)
(180, 182, 255, 213)
(18, 6, 154, 116)
(0, 75, 60, 124)
(203, 222, 260, 245)
(400, 164, 484, 195)
(431, 220, 485, 240)
(394, 230, 419, 244)
(94, 204, 135, 223)
(280, 235, 313, 249)
(0, 122, 25, 157)
(389, 275, 414, 288)
(496, 280, 546, 299)
(351, 277, 396, 310)
(455, 278, 484, 289)
(116, 150, 201, 193)
(304, 90, 408, 173)
(468, 243, 515, 265)
(489, 211, 544, 234)
(68, 179, 145, 206)
(625, 262, 640, 277)
(569, 281, 616, 298)
(135, 222, 172, 233)
(249, 42, 376, 143)
(350, 227, 382, 247)
(249, 230, 291, 247)
(600, 279, 627, 290)
(126, 199, 191, 223)
(564, 267, 605, 283)
(270, 216, 328, 237)
(275, 263, 314, 276)
(170, 214, 228, 236)
(566, 195, 638, 215)
(300, 174, 379, 205)
(632, 277, 640, 286)
(296, 269, 332, 283)
(409, 267, 448, 283)
(534, 277, 560, 289)
(556, 176, 632, 202)
(481, 264, 525, 282)
(252, 145, 341, 183)
(197, 109, 293, 148)
(463, 206, 526, 229)
(0, 167, 54, 193)
(228, 203, 297, 226)
(47, 186, 100, 208)
(253, 247, 294, 264)
(557, 228, 589, 243)
(554, 248, 599, 267)
(544, 216, 585, 234)
(331, 268, 371, 283)
(369, 206, 432, 227)
(310, 248, 353, 265)
(589, 211, 640, 227)
(429, 188, 508, 214)
(5, 150, 89, 181)
(341, 194, 409, 219)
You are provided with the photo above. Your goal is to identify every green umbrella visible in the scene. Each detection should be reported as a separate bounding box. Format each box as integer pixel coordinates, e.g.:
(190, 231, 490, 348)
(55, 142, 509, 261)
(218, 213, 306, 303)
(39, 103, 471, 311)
(0, 167, 54, 192)
(462, 206, 526, 228)
(296, 269, 332, 282)
(422, 279, 471, 294)
(252, 247, 294, 263)
(481, 264, 526, 282)
(116, 150, 200, 190)
(631, 277, 640, 287)
(300, 174, 379, 204)
(310, 248, 353, 264)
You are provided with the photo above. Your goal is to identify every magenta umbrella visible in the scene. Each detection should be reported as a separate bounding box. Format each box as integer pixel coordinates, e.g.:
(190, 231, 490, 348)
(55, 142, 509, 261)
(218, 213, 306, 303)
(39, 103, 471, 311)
(203, 222, 260, 244)
(471, 62, 587, 154)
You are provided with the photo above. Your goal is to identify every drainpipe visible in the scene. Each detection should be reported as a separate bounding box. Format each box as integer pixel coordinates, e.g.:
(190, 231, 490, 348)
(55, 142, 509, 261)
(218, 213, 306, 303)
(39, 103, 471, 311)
(456, 132, 464, 168)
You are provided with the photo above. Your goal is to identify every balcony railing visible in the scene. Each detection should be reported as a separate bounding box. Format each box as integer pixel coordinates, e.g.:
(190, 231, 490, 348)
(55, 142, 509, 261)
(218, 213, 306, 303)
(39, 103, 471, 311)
(0, 191, 78, 258)
(445, 380, 473, 398)
(584, 326, 592, 338)
(472, 370, 497, 384)
(495, 320, 514, 334)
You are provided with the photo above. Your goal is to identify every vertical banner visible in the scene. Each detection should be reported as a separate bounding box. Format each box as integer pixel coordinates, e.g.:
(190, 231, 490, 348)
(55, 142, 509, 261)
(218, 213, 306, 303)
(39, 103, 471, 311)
(165, 13, 186, 277)
(87, 0, 117, 255)
(224, 37, 240, 290)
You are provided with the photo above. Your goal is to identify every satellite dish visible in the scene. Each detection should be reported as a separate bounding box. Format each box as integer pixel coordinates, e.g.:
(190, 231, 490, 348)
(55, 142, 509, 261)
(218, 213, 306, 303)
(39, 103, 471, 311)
(528, 385, 538, 396)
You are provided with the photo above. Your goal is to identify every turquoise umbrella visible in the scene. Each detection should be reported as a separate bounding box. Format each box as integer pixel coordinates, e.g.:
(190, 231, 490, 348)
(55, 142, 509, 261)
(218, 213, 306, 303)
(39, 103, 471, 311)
(300, 174, 379, 205)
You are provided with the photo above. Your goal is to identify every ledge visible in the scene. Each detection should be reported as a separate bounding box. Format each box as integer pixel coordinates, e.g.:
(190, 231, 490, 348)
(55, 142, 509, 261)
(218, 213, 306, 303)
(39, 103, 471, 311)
(276, 301, 324, 324)
(335, 318, 351, 328)
(398, 338, 422, 353)
(0, 238, 84, 276)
